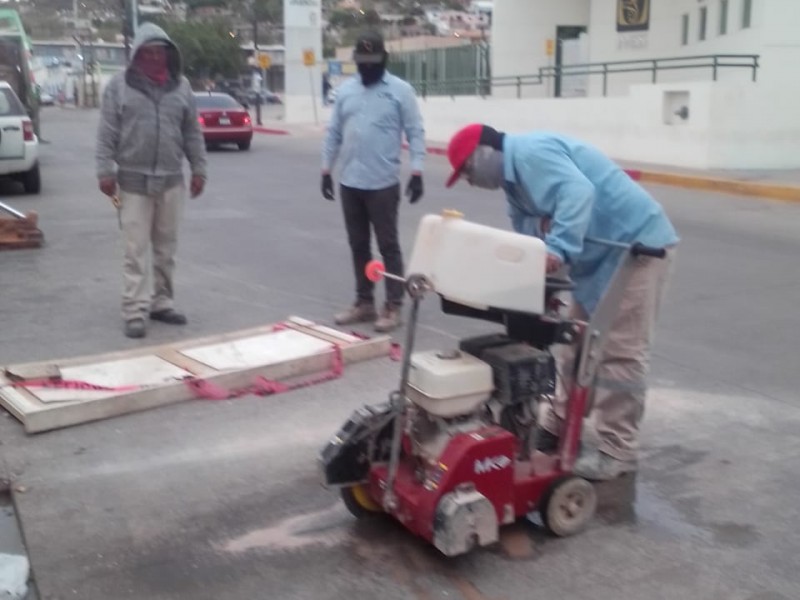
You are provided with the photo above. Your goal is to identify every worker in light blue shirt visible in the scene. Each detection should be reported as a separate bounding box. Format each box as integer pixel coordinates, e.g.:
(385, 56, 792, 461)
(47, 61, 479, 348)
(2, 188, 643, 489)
(321, 30, 426, 333)
(445, 124, 679, 481)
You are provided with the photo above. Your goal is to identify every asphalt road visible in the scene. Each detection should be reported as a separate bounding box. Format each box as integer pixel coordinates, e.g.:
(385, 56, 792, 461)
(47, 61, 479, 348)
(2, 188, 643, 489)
(0, 107, 799, 600)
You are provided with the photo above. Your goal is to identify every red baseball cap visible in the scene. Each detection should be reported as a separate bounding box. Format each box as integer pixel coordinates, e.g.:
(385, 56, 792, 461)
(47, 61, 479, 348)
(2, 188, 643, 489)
(445, 123, 483, 187)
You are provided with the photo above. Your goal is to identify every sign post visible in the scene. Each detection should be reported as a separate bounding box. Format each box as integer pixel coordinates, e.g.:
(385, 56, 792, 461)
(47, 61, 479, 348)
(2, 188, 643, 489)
(303, 48, 318, 125)
(283, 0, 322, 124)
(545, 38, 554, 97)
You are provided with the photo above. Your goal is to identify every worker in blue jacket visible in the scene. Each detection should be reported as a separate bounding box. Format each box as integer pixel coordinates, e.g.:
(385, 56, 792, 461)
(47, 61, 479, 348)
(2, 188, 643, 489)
(445, 124, 679, 480)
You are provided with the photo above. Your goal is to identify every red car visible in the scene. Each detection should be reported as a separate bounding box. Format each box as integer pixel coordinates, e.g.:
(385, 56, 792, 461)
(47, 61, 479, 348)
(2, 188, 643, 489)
(195, 92, 253, 151)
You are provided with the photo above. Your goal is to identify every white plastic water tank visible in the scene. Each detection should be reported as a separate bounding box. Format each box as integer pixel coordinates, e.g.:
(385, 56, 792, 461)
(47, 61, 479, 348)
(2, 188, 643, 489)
(406, 212, 547, 314)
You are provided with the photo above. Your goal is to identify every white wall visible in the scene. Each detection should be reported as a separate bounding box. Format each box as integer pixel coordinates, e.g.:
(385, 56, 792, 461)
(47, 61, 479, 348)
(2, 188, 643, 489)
(586, 0, 765, 96)
(756, 0, 800, 90)
(415, 80, 800, 169)
(490, 0, 590, 98)
(283, 0, 323, 124)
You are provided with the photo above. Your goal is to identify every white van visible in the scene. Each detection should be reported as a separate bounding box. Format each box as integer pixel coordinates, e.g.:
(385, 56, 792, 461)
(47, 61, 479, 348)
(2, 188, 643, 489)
(0, 80, 39, 194)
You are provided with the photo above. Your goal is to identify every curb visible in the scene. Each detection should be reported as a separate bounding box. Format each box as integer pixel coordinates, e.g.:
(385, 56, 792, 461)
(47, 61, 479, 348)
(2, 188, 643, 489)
(254, 128, 800, 203)
(623, 169, 800, 203)
(253, 126, 290, 135)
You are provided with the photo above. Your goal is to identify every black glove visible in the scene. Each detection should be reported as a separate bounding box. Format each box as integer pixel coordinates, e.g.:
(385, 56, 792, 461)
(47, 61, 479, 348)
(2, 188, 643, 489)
(405, 174, 423, 204)
(321, 173, 334, 201)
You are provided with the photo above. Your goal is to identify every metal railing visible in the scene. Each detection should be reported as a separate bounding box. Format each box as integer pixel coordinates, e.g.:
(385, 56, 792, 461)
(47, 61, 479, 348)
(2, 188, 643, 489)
(408, 54, 760, 99)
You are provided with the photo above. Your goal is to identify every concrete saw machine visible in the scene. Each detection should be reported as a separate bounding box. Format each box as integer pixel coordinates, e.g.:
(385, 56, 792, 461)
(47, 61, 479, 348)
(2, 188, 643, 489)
(319, 211, 666, 556)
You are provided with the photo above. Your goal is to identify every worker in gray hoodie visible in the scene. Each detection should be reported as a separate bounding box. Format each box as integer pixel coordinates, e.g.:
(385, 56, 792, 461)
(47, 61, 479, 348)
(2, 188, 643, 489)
(96, 22, 207, 339)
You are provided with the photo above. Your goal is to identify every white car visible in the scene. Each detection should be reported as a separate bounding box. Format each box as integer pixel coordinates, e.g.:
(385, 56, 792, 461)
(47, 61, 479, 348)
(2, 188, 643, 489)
(0, 81, 39, 194)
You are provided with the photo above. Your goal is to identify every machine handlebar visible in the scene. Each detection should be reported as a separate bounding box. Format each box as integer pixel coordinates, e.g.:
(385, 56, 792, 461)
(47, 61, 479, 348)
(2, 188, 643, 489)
(630, 243, 667, 259)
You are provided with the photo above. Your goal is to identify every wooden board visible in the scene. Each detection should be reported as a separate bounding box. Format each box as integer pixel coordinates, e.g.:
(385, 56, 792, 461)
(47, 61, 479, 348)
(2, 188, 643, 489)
(0, 317, 391, 434)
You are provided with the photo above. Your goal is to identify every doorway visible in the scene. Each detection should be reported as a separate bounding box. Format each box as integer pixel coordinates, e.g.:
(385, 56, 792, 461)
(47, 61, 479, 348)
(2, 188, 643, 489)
(554, 25, 588, 98)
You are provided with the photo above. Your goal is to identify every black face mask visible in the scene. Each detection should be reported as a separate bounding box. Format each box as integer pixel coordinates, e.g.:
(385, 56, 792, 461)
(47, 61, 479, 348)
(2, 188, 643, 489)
(358, 59, 386, 87)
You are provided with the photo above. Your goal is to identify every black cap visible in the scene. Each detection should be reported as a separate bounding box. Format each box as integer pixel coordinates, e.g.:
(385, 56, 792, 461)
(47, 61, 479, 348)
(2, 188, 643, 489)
(353, 30, 386, 64)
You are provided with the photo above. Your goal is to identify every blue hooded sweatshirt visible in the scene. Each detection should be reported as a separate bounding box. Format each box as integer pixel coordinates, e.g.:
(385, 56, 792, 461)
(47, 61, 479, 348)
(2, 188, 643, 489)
(502, 132, 679, 314)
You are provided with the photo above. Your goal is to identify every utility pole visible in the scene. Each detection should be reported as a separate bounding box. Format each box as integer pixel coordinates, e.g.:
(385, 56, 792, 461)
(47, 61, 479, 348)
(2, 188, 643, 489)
(121, 0, 131, 60)
(252, 5, 262, 125)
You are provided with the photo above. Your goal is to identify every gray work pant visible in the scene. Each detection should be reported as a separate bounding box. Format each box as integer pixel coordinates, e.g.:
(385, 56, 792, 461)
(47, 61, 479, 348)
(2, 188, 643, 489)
(541, 249, 676, 461)
(340, 183, 404, 308)
(119, 184, 185, 321)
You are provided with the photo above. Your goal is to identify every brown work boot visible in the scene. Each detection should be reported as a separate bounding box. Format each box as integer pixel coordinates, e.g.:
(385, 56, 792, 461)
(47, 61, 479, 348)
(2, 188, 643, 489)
(334, 303, 378, 326)
(374, 305, 402, 333)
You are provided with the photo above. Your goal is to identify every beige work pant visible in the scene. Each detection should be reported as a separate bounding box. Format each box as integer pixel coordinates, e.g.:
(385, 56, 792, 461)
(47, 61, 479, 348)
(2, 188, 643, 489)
(119, 184, 185, 321)
(541, 249, 676, 461)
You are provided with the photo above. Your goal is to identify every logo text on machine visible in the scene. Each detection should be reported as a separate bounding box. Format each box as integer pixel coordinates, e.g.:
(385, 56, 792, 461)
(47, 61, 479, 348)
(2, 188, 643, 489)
(474, 455, 512, 474)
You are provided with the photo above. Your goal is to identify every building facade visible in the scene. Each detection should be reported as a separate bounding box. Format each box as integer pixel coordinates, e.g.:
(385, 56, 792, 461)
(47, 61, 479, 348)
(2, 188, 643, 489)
(433, 0, 794, 169)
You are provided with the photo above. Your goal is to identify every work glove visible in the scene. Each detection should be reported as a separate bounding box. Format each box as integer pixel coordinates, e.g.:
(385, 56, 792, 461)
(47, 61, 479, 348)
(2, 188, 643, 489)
(321, 173, 335, 201)
(190, 174, 206, 198)
(546, 253, 563, 274)
(405, 174, 423, 204)
(98, 177, 116, 197)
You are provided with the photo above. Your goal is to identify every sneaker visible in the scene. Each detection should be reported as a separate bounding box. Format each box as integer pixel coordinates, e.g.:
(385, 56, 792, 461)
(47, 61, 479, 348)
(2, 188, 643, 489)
(334, 303, 377, 326)
(573, 448, 637, 481)
(374, 305, 402, 333)
(124, 318, 146, 339)
(149, 309, 188, 325)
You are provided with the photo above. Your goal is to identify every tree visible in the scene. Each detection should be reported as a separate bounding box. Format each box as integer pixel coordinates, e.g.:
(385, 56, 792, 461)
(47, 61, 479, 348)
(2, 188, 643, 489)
(148, 18, 245, 82)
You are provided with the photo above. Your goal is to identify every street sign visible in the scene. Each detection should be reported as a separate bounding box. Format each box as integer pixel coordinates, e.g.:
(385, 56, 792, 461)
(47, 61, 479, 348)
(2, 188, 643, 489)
(545, 38, 555, 56)
(328, 60, 342, 76)
(303, 48, 316, 67)
(258, 52, 271, 70)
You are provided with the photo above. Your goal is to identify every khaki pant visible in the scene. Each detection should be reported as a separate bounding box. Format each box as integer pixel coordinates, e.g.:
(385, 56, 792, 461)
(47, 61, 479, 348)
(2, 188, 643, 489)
(541, 249, 676, 461)
(119, 185, 185, 321)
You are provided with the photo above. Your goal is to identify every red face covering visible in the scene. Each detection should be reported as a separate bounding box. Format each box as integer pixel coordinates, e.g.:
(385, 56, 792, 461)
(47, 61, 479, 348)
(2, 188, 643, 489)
(134, 43, 169, 85)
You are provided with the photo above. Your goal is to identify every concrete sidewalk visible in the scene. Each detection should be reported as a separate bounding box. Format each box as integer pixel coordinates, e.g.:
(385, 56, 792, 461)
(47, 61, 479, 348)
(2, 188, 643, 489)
(251, 114, 800, 202)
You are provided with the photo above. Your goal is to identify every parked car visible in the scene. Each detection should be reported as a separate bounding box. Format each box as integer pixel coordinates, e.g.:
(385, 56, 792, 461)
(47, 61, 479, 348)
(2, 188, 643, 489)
(214, 80, 250, 108)
(0, 81, 39, 193)
(246, 88, 282, 105)
(39, 90, 55, 106)
(194, 92, 253, 151)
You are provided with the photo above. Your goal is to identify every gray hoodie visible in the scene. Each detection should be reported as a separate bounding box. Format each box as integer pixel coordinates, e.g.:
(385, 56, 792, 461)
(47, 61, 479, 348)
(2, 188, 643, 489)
(95, 22, 207, 191)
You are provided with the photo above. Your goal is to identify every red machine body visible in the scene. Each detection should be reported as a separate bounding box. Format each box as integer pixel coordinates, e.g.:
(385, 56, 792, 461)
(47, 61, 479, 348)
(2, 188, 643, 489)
(319, 225, 662, 556)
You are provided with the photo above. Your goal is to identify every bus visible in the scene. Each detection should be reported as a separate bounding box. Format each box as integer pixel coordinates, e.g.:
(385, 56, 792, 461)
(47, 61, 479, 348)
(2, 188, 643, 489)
(0, 9, 40, 136)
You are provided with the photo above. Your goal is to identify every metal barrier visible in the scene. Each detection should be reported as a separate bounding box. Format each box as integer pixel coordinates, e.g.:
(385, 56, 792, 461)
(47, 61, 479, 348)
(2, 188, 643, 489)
(407, 53, 759, 99)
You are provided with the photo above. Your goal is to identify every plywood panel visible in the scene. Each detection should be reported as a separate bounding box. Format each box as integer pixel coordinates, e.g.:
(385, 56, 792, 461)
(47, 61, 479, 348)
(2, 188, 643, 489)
(181, 330, 333, 371)
(0, 318, 392, 434)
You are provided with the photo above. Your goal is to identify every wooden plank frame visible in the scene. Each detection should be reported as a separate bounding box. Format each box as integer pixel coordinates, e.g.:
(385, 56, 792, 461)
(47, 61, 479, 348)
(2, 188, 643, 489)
(0, 317, 391, 434)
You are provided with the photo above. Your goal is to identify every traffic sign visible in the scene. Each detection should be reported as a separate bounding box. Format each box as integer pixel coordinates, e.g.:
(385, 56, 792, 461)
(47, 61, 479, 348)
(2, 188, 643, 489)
(303, 48, 316, 67)
(258, 52, 271, 70)
(328, 60, 342, 76)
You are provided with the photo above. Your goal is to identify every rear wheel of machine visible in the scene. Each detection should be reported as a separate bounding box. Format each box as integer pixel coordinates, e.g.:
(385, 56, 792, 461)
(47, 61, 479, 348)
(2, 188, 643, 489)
(541, 476, 596, 537)
(341, 484, 382, 518)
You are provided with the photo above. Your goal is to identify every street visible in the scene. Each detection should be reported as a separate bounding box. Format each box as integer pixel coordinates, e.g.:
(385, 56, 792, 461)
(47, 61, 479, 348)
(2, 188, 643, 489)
(1, 106, 799, 600)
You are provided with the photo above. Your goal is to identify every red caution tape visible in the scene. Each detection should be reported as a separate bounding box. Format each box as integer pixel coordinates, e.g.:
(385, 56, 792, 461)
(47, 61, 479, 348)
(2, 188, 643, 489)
(389, 343, 403, 362)
(187, 344, 344, 401)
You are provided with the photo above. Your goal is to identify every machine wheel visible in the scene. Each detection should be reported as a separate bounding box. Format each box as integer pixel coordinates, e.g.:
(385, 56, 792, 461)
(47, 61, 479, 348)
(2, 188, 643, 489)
(238, 140, 251, 151)
(541, 476, 596, 537)
(22, 164, 41, 194)
(341, 484, 382, 518)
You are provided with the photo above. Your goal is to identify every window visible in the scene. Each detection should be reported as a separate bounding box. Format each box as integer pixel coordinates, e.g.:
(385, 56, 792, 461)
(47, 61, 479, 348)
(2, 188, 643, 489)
(699, 6, 707, 41)
(742, 0, 753, 28)
(194, 93, 244, 109)
(720, 0, 729, 34)
(0, 88, 26, 116)
(681, 13, 689, 45)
